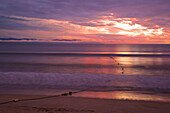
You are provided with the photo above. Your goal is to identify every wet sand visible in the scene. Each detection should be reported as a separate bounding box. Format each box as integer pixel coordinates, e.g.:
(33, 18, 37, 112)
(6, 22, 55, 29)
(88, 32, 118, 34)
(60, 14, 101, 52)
(0, 94, 170, 113)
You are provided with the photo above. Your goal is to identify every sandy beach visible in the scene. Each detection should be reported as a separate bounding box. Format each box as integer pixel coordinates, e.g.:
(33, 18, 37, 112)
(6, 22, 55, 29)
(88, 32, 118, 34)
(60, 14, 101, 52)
(0, 94, 170, 113)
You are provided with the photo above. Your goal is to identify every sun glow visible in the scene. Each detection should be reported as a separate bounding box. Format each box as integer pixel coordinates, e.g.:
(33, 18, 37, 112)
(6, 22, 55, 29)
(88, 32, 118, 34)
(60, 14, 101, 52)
(82, 17, 164, 37)
(10, 15, 164, 37)
(2, 14, 167, 44)
(114, 22, 147, 30)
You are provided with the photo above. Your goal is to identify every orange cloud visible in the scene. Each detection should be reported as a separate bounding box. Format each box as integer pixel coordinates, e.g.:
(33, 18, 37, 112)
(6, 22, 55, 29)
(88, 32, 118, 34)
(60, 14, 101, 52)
(1, 14, 169, 44)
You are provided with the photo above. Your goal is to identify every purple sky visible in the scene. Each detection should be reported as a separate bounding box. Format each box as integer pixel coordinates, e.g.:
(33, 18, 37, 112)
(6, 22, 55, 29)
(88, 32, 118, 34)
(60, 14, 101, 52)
(0, 0, 169, 44)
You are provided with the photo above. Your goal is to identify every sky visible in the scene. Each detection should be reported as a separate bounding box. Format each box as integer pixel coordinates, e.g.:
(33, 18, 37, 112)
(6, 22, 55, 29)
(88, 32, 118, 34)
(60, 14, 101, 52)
(0, 0, 169, 44)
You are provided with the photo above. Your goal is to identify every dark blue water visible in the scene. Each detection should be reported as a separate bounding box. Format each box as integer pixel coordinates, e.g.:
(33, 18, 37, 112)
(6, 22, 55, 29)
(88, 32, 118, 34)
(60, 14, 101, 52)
(0, 42, 170, 76)
(0, 42, 170, 101)
(0, 42, 170, 53)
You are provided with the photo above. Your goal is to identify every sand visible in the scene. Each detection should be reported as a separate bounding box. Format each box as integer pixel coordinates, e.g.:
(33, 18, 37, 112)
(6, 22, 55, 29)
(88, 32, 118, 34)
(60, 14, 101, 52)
(0, 94, 170, 113)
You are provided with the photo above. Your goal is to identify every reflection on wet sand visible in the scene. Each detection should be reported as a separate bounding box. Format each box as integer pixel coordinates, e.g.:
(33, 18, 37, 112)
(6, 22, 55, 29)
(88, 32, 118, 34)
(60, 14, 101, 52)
(73, 91, 170, 102)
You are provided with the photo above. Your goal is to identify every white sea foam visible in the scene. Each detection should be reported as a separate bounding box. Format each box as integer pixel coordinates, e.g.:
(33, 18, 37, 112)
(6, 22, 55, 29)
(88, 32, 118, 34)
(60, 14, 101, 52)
(0, 72, 170, 90)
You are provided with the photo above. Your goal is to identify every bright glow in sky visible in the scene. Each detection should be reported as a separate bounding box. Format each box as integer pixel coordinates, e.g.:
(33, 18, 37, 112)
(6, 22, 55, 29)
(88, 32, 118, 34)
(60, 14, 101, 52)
(78, 16, 164, 37)
(0, 0, 169, 44)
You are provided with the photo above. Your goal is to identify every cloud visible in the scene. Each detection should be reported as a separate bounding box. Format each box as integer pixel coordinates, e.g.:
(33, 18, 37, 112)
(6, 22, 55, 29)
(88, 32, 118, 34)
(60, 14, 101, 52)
(0, 15, 166, 43)
(0, 37, 37, 41)
(0, 0, 169, 28)
(0, 0, 169, 44)
(1, 0, 169, 18)
(0, 15, 50, 30)
(0, 15, 29, 21)
(52, 39, 81, 41)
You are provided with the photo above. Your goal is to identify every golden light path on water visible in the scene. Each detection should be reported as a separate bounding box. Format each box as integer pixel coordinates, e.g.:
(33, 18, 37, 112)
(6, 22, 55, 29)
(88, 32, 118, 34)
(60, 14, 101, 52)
(70, 45, 169, 102)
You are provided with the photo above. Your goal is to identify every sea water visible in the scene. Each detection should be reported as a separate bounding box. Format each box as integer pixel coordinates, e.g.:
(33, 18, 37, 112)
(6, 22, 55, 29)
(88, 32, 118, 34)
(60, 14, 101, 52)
(0, 42, 170, 101)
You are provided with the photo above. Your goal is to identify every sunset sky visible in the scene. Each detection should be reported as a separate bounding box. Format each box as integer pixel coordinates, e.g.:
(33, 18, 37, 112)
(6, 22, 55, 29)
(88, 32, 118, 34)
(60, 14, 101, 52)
(0, 0, 169, 44)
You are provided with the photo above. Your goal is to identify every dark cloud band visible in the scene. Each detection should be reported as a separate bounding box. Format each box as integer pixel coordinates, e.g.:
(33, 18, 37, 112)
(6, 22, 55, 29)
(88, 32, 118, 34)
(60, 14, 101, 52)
(0, 38, 37, 41)
(0, 15, 29, 21)
(52, 39, 81, 41)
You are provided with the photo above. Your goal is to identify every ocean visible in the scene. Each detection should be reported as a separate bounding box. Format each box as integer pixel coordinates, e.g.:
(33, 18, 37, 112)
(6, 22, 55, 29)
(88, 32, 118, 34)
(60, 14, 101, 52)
(0, 42, 170, 102)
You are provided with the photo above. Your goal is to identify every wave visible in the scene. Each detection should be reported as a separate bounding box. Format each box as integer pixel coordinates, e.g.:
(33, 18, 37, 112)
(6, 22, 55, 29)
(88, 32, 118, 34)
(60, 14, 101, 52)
(0, 72, 170, 93)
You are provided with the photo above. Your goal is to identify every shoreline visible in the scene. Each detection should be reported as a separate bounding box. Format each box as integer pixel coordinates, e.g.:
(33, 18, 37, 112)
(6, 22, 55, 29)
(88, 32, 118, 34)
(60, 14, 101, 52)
(1, 94, 170, 113)
(1, 88, 170, 102)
